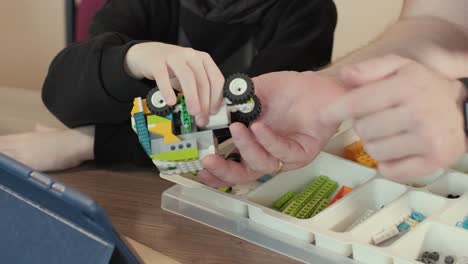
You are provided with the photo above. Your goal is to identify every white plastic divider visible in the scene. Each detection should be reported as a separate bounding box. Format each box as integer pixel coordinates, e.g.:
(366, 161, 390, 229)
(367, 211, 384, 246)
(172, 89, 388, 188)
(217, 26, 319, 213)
(393, 223, 468, 264)
(451, 153, 468, 173)
(427, 172, 468, 199)
(246, 152, 376, 242)
(162, 184, 356, 264)
(439, 195, 468, 226)
(179, 186, 250, 217)
(312, 179, 408, 256)
(323, 127, 360, 158)
(350, 191, 448, 264)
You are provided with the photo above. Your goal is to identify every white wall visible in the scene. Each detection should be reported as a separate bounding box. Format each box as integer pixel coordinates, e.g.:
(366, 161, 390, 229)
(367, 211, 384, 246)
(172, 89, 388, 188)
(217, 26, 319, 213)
(0, 1, 65, 90)
(332, 0, 403, 60)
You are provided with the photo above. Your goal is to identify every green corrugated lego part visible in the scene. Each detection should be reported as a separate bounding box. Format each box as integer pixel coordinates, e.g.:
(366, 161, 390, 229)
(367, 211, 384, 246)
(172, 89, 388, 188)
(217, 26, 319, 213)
(305, 175, 329, 190)
(310, 198, 330, 218)
(296, 195, 323, 219)
(179, 97, 193, 134)
(324, 181, 339, 198)
(147, 115, 171, 125)
(279, 193, 299, 212)
(150, 148, 198, 161)
(293, 179, 338, 219)
(281, 176, 328, 216)
(273, 192, 297, 211)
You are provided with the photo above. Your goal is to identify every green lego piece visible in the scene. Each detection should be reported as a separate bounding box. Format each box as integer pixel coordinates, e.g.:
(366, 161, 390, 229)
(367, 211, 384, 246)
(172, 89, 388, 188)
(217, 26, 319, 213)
(179, 97, 193, 134)
(147, 115, 170, 125)
(150, 148, 198, 161)
(272, 192, 297, 211)
(294, 180, 338, 219)
(296, 195, 324, 219)
(310, 198, 330, 217)
(218, 187, 232, 193)
(279, 193, 299, 211)
(281, 176, 328, 216)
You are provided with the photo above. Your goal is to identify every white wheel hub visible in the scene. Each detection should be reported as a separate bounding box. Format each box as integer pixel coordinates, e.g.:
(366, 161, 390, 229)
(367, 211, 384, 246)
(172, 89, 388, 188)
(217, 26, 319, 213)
(151, 90, 167, 108)
(240, 102, 255, 113)
(229, 78, 248, 96)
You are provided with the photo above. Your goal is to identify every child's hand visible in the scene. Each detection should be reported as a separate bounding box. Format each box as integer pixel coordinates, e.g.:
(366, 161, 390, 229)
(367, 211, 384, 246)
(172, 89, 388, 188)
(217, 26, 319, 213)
(125, 42, 225, 126)
(0, 125, 94, 172)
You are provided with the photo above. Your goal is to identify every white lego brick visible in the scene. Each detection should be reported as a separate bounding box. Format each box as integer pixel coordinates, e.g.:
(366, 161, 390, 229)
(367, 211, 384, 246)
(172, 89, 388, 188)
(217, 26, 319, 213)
(204, 102, 230, 130)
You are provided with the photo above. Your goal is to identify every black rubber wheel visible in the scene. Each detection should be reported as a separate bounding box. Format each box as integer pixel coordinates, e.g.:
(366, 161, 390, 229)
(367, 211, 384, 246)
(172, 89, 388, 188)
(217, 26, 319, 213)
(224, 73, 254, 104)
(231, 95, 262, 126)
(146, 87, 174, 116)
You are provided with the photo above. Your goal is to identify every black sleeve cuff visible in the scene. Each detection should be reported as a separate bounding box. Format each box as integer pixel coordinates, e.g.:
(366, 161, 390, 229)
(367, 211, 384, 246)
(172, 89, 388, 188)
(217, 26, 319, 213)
(100, 40, 154, 103)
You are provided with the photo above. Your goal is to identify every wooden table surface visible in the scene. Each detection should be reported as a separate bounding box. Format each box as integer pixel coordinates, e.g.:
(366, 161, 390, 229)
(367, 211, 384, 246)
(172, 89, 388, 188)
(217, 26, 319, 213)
(0, 86, 301, 264)
(50, 164, 300, 264)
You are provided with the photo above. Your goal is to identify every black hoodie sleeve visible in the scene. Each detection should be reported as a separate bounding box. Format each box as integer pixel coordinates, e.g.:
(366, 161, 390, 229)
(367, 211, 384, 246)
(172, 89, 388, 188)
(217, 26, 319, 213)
(248, 0, 337, 76)
(42, 0, 178, 166)
(42, 0, 175, 127)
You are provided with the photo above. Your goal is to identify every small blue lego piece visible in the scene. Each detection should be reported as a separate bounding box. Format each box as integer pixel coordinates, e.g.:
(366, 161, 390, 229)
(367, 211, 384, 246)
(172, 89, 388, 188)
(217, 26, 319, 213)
(411, 211, 425, 222)
(463, 219, 468, 230)
(257, 175, 273, 183)
(397, 222, 411, 232)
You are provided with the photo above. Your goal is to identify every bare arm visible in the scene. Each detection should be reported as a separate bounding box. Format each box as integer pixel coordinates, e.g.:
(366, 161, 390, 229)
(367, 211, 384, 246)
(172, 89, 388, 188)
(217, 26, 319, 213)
(325, 0, 468, 78)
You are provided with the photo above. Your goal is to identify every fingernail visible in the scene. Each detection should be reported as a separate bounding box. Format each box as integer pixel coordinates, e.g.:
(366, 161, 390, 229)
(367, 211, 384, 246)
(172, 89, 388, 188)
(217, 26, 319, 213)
(196, 116, 207, 127)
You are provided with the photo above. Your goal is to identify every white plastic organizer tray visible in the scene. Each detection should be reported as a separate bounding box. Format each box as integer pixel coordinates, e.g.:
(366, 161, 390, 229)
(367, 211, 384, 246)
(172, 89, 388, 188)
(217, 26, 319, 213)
(160, 128, 468, 264)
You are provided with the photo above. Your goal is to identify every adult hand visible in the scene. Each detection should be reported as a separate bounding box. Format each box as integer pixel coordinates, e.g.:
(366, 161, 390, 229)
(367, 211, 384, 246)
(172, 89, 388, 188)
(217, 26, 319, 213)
(199, 71, 346, 187)
(320, 55, 467, 182)
(125, 42, 225, 126)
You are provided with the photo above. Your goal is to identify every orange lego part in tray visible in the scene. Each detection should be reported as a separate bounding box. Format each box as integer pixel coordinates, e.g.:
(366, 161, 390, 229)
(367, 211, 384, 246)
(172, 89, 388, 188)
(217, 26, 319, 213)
(344, 141, 377, 168)
(328, 186, 353, 206)
(356, 154, 377, 168)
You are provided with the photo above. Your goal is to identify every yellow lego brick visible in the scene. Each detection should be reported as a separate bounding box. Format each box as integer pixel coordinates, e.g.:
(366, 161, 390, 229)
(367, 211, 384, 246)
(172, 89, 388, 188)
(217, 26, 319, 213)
(131, 98, 151, 115)
(147, 115, 180, 143)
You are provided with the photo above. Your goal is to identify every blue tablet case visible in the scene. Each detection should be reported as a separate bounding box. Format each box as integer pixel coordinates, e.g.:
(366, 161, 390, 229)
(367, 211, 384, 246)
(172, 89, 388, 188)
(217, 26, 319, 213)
(0, 153, 141, 264)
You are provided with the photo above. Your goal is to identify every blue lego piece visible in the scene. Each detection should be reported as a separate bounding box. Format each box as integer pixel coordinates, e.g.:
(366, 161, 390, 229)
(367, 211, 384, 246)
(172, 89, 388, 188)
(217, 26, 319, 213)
(397, 222, 411, 232)
(463, 219, 468, 230)
(411, 211, 425, 222)
(257, 175, 273, 183)
(134, 112, 152, 156)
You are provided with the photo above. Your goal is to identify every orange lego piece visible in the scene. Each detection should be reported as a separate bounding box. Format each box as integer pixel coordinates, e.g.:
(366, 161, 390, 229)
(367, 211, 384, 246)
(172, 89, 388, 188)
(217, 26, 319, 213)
(344, 141, 377, 168)
(344, 141, 363, 160)
(328, 186, 353, 206)
(356, 153, 377, 168)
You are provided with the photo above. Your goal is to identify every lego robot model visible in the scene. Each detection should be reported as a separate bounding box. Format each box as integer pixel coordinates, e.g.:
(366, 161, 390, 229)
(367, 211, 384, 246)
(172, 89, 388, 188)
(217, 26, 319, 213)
(130, 73, 262, 175)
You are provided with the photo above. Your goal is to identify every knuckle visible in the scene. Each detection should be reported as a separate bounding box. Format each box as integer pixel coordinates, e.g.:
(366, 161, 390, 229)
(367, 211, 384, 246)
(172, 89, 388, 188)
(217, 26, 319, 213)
(183, 47, 196, 56)
(200, 51, 211, 59)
